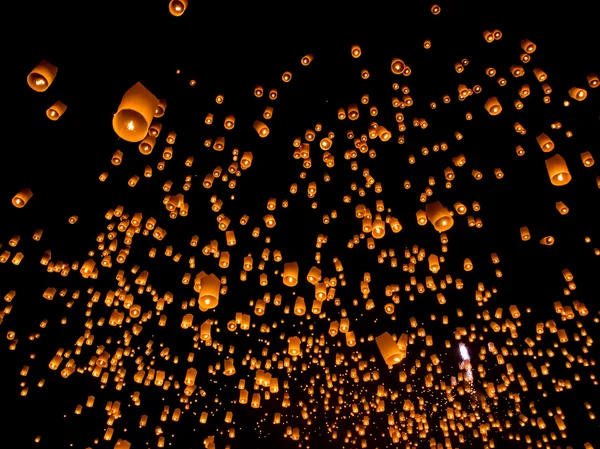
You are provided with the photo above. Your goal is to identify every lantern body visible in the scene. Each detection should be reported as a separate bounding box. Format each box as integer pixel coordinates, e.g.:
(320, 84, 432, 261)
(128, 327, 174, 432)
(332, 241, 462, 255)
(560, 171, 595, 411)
(282, 262, 299, 287)
(169, 0, 188, 16)
(12, 188, 33, 208)
(113, 82, 159, 142)
(199, 274, 220, 309)
(46, 101, 67, 120)
(27, 60, 58, 92)
(376, 332, 405, 365)
(545, 154, 571, 186)
(426, 202, 454, 232)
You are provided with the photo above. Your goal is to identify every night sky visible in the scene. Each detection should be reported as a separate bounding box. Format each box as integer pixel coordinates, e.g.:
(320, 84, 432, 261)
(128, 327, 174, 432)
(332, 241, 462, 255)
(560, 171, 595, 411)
(1, 1, 599, 449)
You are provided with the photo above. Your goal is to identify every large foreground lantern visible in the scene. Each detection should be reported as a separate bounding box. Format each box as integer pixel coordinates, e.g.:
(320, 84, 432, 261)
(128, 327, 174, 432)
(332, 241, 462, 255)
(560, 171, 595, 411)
(112, 82, 159, 142)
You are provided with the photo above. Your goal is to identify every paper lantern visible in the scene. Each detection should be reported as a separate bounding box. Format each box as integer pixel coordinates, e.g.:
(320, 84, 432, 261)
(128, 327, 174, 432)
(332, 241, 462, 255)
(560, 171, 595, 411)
(282, 262, 299, 287)
(426, 202, 454, 232)
(253, 121, 270, 137)
(113, 82, 159, 142)
(27, 60, 58, 92)
(568, 87, 587, 101)
(545, 154, 571, 186)
(376, 332, 405, 365)
(46, 101, 67, 120)
(199, 274, 220, 309)
(12, 188, 33, 208)
(169, 0, 188, 16)
(581, 151, 594, 167)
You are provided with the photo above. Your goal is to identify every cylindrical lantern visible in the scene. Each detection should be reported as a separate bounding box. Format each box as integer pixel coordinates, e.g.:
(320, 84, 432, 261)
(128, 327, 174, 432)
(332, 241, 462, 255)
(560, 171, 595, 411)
(253, 121, 270, 137)
(27, 60, 58, 92)
(113, 82, 159, 142)
(376, 332, 404, 365)
(484, 97, 502, 115)
(282, 262, 299, 287)
(426, 202, 454, 232)
(199, 274, 220, 309)
(46, 101, 67, 120)
(545, 154, 571, 186)
(536, 133, 554, 152)
(139, 135, 156, 155)
(169, 0, 188, 16)
(568, 87, 587, 101)
(12, 188, 33, 208)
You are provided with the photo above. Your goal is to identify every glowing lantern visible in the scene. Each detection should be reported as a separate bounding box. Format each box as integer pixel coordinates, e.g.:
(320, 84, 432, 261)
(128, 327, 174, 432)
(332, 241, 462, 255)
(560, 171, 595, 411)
(568, 87, 587, 101)
(282, 262, 299, 287)
(46, 101, 67, 120)
(169, 0, 188, 16)
(288, 337, 301, 356)
(581, 151, 594, 167)
(199, 274, 220, 309)
(12, 188, 33, 208)
(253, 121, 270, 137)
(391, 58, 405, 75)
(536, 133, 554, 152)
(484, 97, 502, 115)
(545, 154, 571, 186)
(113, 82, 159, 142)
(27, 60, 58, 92)
(376, 332, 405, 365)
(426, 202, 454, 232)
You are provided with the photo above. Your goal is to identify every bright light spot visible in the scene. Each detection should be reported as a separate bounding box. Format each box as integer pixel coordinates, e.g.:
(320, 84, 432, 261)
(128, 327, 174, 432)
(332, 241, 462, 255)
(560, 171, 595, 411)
(126, 121, 135, 131)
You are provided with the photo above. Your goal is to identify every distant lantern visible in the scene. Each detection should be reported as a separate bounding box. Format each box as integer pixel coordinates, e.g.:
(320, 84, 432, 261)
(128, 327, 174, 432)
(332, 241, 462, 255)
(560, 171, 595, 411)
(27, 60, 58, 92)
(46, 101, 67, 120)
(253, 121, 270, 138)
(545, 154, 571, 186)
(282, 262, 299, 287)
(484, 97, 502, 115)
(113, 82, 159, 142)
(169, 0, 188, 16)
(12, 189, 33, 208)
(351, 45, 361, 58)
(426, 202, 454, 232)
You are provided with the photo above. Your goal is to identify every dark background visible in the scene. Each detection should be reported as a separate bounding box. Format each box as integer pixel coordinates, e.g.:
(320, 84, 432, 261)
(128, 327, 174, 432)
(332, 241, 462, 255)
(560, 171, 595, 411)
(0, 1, 598, 448)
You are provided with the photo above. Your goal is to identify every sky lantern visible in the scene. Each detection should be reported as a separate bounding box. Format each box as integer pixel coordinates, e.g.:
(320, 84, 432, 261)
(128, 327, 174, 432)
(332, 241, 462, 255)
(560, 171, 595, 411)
(112, 82, 159, 142)
(27, 60, 58, 92)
